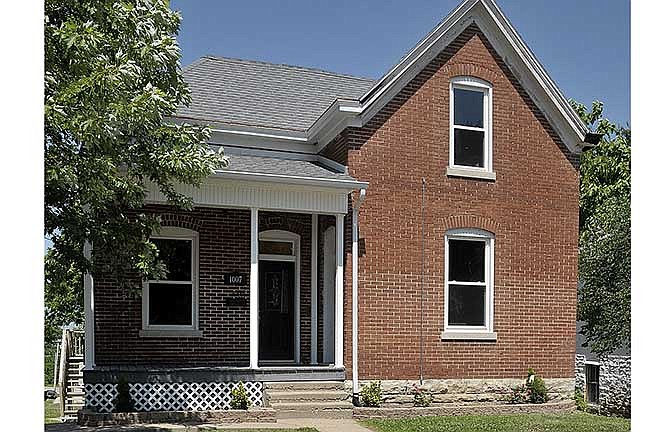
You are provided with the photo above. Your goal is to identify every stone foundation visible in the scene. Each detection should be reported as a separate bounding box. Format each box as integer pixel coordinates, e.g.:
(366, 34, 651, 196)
(348, 378, 574, 406)
(354, 399, 575, 419)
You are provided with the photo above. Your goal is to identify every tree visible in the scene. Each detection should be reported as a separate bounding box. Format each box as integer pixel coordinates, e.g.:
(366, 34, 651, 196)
(571, 100, 631, 356)
(44, 0, 227, 318)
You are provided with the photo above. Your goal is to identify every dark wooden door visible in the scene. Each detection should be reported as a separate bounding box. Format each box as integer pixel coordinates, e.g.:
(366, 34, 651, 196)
(259, 260, 295, 361)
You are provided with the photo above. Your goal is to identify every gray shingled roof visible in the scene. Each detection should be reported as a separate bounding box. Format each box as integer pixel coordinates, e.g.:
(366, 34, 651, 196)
(219, 154, 356, 182)
(176, 56, 376, 131)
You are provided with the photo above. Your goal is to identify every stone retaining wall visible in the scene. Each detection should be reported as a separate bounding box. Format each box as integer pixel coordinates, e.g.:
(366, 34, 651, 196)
(77, 407, 277, 427)
(599, 356, 631, 417)
(348, 378, 574, 406)
(574, 354, 631, 417)
(353, 399, 575, 419)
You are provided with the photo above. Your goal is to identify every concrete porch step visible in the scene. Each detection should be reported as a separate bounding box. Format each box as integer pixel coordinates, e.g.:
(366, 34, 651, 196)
(268, 390, 349, 402)
(265, 381, 345, 391)
(272, 401, 353, 419)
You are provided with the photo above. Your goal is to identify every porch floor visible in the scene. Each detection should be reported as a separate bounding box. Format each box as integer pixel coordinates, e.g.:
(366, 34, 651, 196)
(84, 365, 345, 383)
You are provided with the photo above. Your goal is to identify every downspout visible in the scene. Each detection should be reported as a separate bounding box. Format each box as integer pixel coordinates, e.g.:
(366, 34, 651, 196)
(352, 188, 366, 406)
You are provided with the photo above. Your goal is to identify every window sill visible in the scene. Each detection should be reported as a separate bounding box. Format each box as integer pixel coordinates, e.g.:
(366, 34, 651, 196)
(441, 331, 497, 341)
(139, 329, 203, 338)
(446, 167, 496, 181)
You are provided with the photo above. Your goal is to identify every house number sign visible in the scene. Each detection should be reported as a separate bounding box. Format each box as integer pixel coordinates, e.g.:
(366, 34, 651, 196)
(224, 273, 246, 285)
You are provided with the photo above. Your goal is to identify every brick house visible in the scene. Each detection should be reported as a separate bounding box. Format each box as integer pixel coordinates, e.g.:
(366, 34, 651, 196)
(80, 0, 600, 416)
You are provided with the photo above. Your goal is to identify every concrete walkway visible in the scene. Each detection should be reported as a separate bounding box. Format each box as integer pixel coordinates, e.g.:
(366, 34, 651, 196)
(45, 418, 373, 432)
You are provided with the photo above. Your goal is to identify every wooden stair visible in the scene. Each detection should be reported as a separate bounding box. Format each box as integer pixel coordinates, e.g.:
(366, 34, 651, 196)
(265, 381, 352, 419)
(63, 356, 85, 419)
(56, 329, 86, 421)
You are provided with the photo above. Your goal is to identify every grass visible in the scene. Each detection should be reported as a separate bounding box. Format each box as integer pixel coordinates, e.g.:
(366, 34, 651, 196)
(362, 412, 630, 432)
(44, 399, 61, 424)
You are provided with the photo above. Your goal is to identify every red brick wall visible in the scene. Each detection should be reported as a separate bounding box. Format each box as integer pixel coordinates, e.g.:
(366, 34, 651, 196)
(341, 24, 579, 380)
(94, 206, 252, 366)
(94, 206, 318, 366)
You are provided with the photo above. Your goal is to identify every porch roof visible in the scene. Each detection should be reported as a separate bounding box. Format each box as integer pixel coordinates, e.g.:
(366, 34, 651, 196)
(214, 153, 367, 190)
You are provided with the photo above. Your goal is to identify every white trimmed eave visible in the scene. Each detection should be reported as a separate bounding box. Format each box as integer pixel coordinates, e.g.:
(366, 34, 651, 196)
(353, 0, 594, 154)
(144, 171, 367, 215)
(168, 0, 598, 155)
(210, 170, 368, 191)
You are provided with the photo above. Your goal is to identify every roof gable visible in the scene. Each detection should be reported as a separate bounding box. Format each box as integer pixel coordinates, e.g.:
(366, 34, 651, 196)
(353, 0, 596, 153)
(172, 0, 596, 154)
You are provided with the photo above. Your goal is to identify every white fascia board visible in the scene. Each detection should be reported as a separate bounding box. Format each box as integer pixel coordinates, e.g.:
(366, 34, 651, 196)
(212, 170, 368, 191)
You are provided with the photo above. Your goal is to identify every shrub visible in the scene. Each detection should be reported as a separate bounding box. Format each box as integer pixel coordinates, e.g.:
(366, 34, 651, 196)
(230, 382, 250, 410)
(411, 384, 433, 407)
(360, 381, 382, 407)
(506, 368, 548, 404)
(526, 368, 548, 403)
(114, 376, 135, 412)
(574, 389, 588, 411)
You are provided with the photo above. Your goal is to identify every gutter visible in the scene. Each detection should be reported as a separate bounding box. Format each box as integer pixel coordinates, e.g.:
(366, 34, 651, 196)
(351, 188, 366, 405)
(211, 170, 368, 190)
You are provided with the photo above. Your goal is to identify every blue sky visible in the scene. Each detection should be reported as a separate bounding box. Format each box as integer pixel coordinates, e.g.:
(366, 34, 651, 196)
(172, 0, 630, 127)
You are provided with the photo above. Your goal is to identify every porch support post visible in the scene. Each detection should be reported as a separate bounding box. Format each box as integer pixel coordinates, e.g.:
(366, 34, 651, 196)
(352, 189, 366, 399)
(310, 213, 318, 365)
(334, 213, 345, 368)
(83, 240, 95, 369)
(249, 208, 259, 369)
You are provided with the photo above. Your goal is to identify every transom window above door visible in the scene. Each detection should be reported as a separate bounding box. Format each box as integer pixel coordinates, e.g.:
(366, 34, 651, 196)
(448, 77, 495, 180)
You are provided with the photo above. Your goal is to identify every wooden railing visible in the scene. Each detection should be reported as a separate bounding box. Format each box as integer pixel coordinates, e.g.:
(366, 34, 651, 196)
(56, 327, 84, 417)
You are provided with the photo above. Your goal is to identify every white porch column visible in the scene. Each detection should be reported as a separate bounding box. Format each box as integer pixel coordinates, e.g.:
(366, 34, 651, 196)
(310, 213, 318, 364)
(249, 208, 259, 369)
(83, 240, 95, 369)
(334, 213, 345, 368)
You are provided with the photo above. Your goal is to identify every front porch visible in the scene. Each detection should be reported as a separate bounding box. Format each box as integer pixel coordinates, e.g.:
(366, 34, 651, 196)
(84, 152, 367, 376)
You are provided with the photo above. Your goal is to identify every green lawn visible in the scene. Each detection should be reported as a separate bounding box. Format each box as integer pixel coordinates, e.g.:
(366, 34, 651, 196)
(362, 412, 630, 432)
(44, 399, 61, 424)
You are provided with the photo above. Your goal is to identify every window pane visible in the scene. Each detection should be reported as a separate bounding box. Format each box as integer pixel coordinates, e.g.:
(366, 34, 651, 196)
(453, 128, 485, 167)
(148, 283, 192, 326)
(454, 88, 484, 127)
(153, 238, 192, 281)
(449, 239, 485, 282)
(260, 240, 293, 256)
(448, 284, 486, 326)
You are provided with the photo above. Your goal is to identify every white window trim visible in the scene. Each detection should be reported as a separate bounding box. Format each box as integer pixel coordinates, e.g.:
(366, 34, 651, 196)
(442, 228, 496, 341)
(448, 76, 495, 180)
(140, 226, 200, 337)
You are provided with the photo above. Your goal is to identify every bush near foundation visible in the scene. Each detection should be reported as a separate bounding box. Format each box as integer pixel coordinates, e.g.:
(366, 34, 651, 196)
(507, 368, 548, 404)
(230, 382, 250, 410)
(360, 381, 382, 407)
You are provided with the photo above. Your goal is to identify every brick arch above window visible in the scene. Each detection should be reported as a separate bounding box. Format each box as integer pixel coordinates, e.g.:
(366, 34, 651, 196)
(443, 214, 500, 234)
(441, 62, 503, 84)
(156, 213, 202, 232)
(259, 213, 306, 235)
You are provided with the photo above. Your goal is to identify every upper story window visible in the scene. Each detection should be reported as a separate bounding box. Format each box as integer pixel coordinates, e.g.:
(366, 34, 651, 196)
(141, 227, 200, 336)
(442, 228, 496, 340)
(448, 77, 495, 180)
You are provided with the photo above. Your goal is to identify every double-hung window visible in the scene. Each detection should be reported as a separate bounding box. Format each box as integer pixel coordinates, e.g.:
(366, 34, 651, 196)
(448, 77, 494, 179)
(442, 228, 496, 340)
(141, 227, 200, 336)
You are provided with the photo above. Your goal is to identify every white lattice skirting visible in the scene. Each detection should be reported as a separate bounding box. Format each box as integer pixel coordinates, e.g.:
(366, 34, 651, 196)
(84, 382, 264, 413)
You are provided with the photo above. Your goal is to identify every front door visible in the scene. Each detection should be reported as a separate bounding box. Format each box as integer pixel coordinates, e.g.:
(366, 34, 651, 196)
(259, 260, 295, 362)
